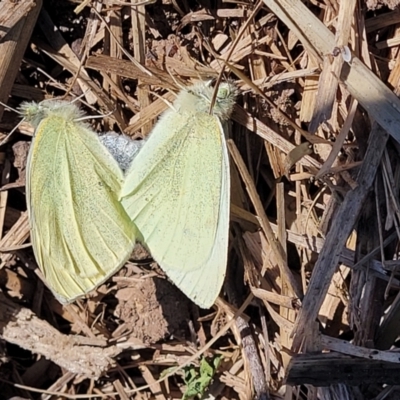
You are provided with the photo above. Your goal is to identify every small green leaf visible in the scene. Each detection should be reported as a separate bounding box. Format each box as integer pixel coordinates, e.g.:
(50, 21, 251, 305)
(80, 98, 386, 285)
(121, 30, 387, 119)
(199, 357, 214, 377)
(181, 356, 221, 399)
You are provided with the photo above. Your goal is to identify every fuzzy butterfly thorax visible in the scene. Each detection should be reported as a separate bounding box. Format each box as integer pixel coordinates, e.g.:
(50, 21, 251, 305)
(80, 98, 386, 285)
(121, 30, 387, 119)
(20, 100, 85, 128)
(173, 81, 239, 121)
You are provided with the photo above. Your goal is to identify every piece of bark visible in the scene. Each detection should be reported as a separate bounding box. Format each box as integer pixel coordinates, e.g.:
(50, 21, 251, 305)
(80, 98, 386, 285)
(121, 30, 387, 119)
(0, 292, 121, 378)
(235, 314, 270, 400)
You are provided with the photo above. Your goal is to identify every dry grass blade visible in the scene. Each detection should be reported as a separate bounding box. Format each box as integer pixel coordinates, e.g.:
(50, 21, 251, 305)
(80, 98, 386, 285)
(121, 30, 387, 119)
(308, 0, 356, 133)
(263, 0, 400, 144)
(228, 139, 302, 299)
(0, 0, 42, 119)
(0, 0, 37, 42)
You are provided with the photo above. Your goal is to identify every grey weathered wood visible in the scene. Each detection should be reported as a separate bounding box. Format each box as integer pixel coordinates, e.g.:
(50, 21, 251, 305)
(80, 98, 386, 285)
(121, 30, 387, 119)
(286, 353, 400, 386)
(292, 123, 389, 350)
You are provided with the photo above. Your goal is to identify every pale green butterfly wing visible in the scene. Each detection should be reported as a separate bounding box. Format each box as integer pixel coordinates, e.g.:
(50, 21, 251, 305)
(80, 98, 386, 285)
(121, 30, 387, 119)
(24, 101, 136, 303)
(157, 116, 230, 308)
(121, 84, 233, 308)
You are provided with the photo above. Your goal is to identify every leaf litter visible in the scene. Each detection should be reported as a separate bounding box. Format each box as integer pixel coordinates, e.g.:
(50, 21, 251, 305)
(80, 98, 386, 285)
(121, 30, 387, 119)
(1, 0, 400, 399)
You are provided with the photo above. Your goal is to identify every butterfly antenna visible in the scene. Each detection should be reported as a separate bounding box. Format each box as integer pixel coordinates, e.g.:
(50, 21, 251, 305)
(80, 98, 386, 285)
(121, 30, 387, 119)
(165, 64, 185, 93)
(76, 107, 116, 122)
(209, 0, 263, 113)
(149, 89, 177, 112)
(0, 118, 27, 147)
(0, 101, 21, 115)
